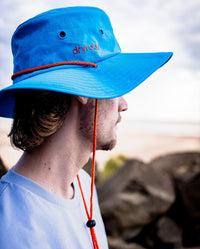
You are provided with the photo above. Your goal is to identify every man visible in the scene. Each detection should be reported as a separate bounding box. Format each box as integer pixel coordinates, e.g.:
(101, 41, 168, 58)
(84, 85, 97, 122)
(0, 6, 172, 249)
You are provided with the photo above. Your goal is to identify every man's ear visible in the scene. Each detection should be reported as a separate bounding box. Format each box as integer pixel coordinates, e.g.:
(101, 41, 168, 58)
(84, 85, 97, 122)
(75, 96, 88, 105)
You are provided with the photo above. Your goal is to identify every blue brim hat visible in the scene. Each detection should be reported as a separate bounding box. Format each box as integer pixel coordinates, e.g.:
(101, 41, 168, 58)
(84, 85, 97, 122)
(0, 6, 173, 118)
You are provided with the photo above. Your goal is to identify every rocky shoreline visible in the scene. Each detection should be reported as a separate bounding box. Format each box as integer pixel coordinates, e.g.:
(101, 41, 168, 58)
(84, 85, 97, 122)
(98, 152, 200, 249)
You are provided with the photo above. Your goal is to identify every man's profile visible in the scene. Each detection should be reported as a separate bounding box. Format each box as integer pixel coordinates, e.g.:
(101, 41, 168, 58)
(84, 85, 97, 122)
(0, 6, 172, 249)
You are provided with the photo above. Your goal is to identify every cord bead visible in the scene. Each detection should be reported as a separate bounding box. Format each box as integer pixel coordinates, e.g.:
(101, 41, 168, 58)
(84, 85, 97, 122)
(86, 219, 96, 228)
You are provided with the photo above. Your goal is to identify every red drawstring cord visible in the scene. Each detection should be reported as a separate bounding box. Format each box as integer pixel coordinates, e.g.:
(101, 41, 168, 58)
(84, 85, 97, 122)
(11, 61, 98, 80)
(77, 99, 99, 249)
(77, 176, 99, 249)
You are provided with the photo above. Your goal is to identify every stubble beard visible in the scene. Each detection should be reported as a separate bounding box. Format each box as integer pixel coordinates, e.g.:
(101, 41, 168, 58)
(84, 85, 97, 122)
(79, 121, 117, 151)
(79, 118, 117, 151)
(79, 99, 117, 152)
(97, 138, 117, 151)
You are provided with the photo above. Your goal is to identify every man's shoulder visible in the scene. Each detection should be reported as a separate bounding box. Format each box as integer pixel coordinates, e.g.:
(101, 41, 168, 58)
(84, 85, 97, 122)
(0, 171, 12, 197)
(0, 178, 8, 198)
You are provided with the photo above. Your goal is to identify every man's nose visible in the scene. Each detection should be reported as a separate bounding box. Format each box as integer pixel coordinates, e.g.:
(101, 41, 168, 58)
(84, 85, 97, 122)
(118, 96, 128, 112)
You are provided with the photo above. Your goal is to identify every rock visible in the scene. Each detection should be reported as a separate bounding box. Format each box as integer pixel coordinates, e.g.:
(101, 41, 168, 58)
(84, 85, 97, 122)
(107, 236, 146, 249)
(156, 216, 182, 245)
(98, 159, 175, 240)
(181, 247, 200, 249)
(151, 152, 200, 247)
(146, 151, 200, 248)
(98, 152, 200, 248)
(175, 173, 200, 247)
(149, 152, 200, 177)
(176, 172, 200, 220)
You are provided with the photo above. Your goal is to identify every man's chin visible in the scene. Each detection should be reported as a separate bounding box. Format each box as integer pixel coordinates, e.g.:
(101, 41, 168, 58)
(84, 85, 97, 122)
(97, 139, 117, 151)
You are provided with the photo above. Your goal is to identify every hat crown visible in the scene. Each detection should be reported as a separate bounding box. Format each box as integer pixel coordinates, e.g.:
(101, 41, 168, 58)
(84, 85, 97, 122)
(11, 7, 121, 75)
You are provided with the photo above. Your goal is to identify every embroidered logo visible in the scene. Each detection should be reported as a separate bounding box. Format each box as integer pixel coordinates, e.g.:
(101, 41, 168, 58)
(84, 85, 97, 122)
(73, 43, 100, 54)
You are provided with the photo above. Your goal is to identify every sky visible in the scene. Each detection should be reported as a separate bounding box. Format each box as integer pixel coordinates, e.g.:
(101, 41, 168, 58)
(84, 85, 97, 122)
(0, 0, 200, 125)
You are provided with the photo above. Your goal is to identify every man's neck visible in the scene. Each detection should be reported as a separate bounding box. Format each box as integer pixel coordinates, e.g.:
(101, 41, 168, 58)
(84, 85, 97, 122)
(13, 102, 92, 200)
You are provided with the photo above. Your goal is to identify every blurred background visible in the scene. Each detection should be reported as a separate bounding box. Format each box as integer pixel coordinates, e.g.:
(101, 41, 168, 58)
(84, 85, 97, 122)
(0, 0, 200, 248)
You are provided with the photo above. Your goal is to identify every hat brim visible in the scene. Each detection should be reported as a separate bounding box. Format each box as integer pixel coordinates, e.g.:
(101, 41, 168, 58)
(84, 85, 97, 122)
(0, 52, 172, 118)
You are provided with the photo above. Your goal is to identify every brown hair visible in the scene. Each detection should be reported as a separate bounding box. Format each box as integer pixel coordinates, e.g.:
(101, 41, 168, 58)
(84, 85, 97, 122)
(9, 90, 72, 152)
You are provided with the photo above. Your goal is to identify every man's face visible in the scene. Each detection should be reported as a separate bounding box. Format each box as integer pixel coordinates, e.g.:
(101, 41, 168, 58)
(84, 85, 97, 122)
(79, 97, 128, 151)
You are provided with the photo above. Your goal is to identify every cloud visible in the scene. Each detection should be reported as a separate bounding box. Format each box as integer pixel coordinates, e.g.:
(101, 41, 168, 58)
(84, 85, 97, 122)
(174, 1, 200, 70)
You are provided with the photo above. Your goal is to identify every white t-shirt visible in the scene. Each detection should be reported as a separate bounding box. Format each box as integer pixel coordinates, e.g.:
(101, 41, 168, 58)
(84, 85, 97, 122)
(0, 168, 108, 249)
